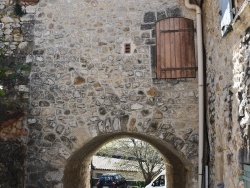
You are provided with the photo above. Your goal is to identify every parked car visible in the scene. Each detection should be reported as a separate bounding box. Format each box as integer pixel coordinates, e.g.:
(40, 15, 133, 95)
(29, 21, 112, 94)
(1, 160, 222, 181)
(145, 170, 166, 188)
(96, 173, 127, 188)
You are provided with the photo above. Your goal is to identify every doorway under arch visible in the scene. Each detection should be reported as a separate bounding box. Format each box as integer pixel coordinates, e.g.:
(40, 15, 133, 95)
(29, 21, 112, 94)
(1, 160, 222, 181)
(63, 132, 195, 188)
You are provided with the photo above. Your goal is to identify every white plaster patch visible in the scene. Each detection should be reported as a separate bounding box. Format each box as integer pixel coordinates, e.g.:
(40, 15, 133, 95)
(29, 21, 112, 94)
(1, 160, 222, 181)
(28, 118, 37, 124)
(54, 183, 63, 188)
(25, 5, 36, 14)
(131, 103, 144, 110)
(58, 148, 70, 159)
(36, 56, 44, 62)
(1, 16, 14, 23)
(113, 117, 121, 131)
(88, 124, 98, 137)
(18, 42, 28, 49)
(19, 85, 29, 92)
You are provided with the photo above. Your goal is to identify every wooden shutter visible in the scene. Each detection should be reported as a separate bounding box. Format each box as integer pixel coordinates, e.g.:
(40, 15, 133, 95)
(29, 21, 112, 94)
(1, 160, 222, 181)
(156, 17, 196, 79)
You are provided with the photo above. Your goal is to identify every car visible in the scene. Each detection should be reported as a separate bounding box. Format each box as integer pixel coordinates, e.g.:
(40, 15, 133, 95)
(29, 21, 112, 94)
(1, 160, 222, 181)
(96, 173, 127, 188)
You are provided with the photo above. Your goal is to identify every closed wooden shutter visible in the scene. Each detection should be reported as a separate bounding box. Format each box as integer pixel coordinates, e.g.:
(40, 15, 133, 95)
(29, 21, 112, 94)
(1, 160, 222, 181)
(156, 17, 196, 79)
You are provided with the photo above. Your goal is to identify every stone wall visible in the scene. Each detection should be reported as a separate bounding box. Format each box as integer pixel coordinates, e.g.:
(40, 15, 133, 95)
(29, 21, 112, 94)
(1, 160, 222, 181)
(0, 0, 36, 187)
(203, 1, 250, 187)
(3, 0, 250, 187)
(0, 0, 249, 187)
(26, 0, 199, 187)
(0, 0, 35, 110)
(0, 140, 26, 188)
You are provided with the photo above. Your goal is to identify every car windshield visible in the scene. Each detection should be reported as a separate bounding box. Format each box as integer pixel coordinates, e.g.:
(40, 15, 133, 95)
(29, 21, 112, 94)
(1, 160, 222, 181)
(100, 176, 114, 181)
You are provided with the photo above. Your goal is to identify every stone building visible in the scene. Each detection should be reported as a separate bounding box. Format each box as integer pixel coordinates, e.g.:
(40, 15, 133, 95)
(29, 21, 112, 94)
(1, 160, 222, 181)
(0, 0, 249, 188)
(91, 155, 144, 182)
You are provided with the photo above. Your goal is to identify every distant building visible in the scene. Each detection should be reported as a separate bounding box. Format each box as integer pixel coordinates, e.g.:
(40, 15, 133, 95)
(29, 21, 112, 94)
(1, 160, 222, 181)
(91, 155, 144, 181)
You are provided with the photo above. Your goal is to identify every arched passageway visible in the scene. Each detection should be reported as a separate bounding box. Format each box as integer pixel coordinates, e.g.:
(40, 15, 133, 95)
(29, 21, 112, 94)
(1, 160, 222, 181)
(63, 132, 194, 188)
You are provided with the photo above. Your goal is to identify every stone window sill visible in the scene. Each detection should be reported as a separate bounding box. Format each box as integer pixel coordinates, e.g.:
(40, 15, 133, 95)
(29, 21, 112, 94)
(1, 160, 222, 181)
(232, 0, 250, 34)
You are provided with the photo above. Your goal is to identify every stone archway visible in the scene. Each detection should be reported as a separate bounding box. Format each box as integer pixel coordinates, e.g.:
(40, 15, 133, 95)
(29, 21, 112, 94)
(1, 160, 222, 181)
(23, 0, 199, 187)
(63, 132, 194, 188)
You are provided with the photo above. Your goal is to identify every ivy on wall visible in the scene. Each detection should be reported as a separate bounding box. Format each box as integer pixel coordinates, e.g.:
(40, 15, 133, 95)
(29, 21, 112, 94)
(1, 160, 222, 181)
(0, 55, 30, 93)
(0, 54, 30, 123)
(0, 0, 33, 123)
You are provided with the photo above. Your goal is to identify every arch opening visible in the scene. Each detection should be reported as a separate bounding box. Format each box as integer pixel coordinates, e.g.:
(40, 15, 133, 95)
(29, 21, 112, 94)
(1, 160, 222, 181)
(63, 132, 194, 188)
(95, 138, 166, 186)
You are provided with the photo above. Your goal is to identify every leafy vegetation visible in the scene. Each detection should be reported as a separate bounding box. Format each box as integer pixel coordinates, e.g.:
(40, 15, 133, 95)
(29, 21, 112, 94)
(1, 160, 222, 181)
(0, 1, 29, 123)
(0, 86, 5, 97)
(0, 55, 30, 95)
(0, 54, 30, 120)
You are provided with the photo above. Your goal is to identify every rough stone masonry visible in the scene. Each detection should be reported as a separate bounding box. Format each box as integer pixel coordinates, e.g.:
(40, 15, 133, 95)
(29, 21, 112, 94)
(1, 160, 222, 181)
(203, 1, 250, 188)
(3, 0, 249, 188)
(26, 0, 199, 187)
(0, 0, 250, 188)
(0, 0, 35, 187)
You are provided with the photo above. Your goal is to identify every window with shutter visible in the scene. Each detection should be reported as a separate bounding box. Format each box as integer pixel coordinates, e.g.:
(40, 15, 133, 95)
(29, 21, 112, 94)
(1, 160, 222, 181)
(219, 0, 234, 36)
(156, 17, 196, 79)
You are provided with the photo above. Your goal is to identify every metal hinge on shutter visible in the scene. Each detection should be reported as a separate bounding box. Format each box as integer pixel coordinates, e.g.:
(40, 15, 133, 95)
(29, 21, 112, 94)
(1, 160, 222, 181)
(219, 0, 234, 37)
